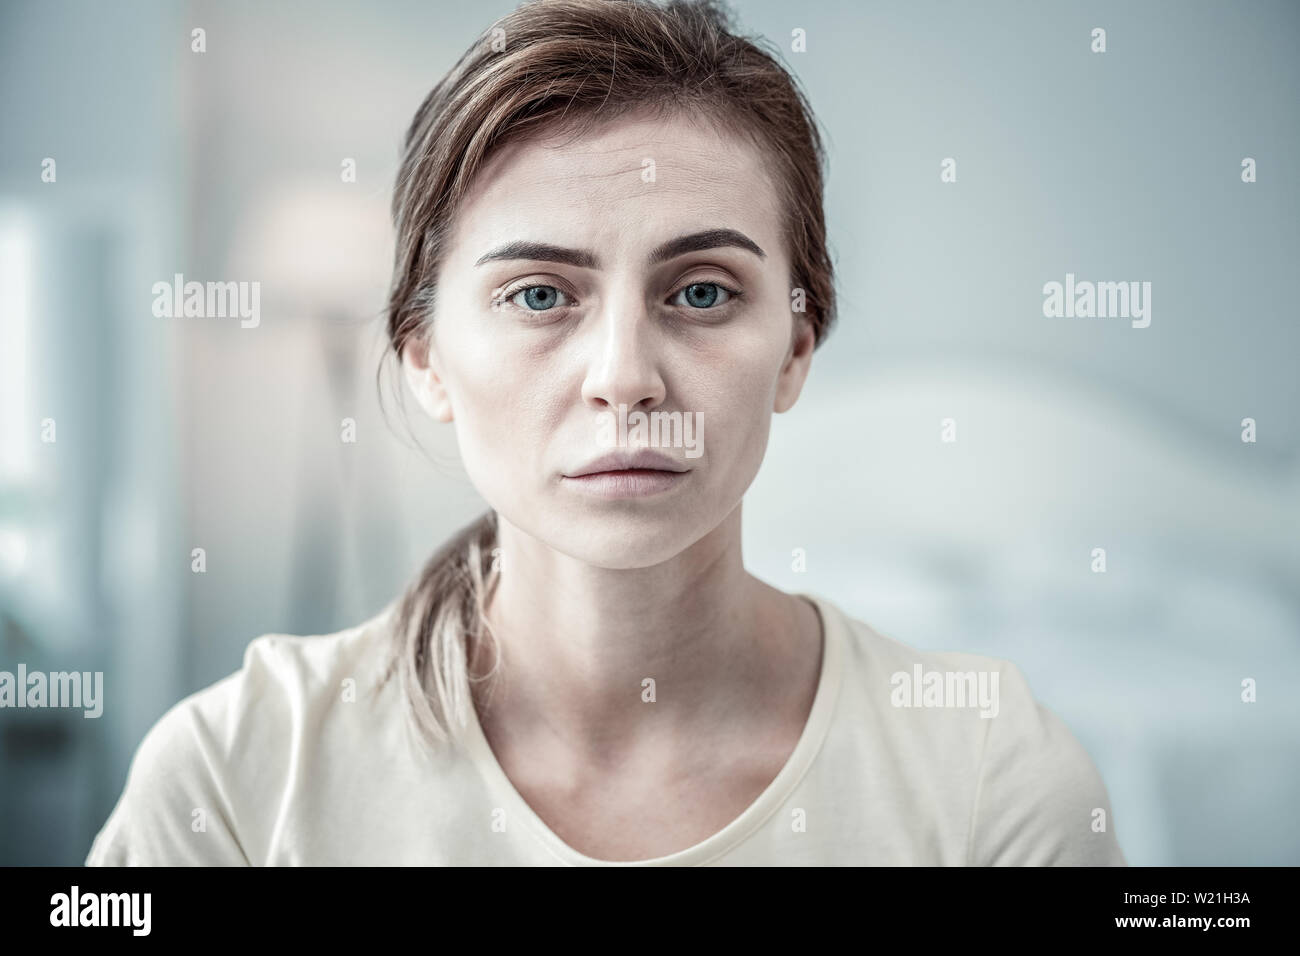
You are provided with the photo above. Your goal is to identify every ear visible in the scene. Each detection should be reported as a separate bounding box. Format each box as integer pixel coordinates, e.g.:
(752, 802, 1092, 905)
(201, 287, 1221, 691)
(400, 328, 455, 423)
(773, 313, 816, 413)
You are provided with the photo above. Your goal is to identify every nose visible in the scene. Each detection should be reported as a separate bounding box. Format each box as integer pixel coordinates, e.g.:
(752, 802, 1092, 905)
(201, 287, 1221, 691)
(579, 289, 667, 412)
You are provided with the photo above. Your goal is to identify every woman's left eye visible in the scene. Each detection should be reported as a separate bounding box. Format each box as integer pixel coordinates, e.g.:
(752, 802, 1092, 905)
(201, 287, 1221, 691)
(671, 281, 739, 310)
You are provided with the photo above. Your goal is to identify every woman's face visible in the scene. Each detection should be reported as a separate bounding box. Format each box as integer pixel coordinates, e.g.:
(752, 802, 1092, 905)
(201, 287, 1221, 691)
(403, 109, 815, 568)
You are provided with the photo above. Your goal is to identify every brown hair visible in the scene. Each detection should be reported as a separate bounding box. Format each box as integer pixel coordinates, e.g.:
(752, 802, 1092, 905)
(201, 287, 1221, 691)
(378, 0, 836, 751)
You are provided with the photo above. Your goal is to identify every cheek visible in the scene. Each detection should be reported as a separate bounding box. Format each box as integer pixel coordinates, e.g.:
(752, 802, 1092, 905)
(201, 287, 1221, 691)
(435, 316, 567, 474)
(681, 318, 788, 475)
(436, 325, 498, 427)
(686, 265, 796, 409)
(700, 307, 790, 405)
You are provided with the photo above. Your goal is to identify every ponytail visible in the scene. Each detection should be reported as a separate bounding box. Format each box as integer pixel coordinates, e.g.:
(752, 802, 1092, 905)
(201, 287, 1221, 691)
(379, 510, 501, 752)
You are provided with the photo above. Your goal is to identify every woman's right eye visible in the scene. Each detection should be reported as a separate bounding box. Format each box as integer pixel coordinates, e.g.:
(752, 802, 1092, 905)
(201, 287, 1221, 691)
(508, 285, 571, 311)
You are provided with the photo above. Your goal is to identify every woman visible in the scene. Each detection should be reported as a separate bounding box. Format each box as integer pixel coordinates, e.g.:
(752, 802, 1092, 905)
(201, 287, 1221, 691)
(87, 0, 1126, 866)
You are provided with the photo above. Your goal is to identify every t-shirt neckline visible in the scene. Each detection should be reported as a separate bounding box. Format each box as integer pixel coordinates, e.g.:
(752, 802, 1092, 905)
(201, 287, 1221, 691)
(458, 591, 846, 866)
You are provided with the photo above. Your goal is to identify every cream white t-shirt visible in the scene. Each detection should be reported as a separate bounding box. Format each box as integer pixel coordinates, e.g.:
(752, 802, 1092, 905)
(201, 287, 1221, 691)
(85, 593, 1127, 866)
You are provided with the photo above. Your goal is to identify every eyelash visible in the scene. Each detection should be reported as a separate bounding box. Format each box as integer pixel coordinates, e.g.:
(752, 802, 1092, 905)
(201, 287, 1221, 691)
(494, 279, 744, 317)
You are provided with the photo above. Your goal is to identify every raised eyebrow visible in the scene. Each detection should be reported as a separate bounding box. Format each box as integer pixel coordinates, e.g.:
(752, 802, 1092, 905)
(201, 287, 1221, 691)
(648, 229, 766, 265)
(473, 228, 766, 269)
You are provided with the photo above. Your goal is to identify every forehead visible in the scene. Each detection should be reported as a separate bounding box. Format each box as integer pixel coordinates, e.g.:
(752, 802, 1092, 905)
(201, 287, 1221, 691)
(448, 110, 784, 262)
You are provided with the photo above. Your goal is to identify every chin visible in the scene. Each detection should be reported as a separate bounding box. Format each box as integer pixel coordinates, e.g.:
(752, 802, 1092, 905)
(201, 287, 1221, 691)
(543, 509, 718, 570)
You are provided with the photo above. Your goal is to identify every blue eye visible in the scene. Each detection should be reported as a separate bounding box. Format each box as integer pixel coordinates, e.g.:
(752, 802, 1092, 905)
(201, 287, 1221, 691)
(672, 282, 737, 309)
(509, 285, 571, 311)
(498, 280, 740, 315)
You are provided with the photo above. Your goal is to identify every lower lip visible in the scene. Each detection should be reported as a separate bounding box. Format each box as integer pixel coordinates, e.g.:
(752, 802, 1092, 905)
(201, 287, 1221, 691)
(561, 468, 688, 498)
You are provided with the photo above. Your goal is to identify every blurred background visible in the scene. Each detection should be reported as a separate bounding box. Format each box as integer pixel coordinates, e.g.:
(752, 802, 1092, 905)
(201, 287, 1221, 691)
(1, 0, 1296, 866)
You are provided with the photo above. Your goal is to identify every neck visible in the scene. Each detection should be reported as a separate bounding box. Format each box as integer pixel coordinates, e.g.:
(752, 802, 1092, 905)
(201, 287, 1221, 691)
(476, 505, 815, 766)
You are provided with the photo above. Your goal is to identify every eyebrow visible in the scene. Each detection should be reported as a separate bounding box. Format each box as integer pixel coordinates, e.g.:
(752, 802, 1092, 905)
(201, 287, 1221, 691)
(473, 228, 766, 269)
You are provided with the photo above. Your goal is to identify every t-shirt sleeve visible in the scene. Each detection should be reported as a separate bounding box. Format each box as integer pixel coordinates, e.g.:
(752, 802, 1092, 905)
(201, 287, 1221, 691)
(84, 684, 252, 866)
(966, 661, 1127, 866)
(80, 639, 284, 868)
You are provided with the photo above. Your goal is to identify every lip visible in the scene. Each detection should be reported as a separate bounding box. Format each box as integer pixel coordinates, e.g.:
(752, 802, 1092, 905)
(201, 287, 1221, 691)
(562, 449, 690, 498)
(564, 449, 689, 478)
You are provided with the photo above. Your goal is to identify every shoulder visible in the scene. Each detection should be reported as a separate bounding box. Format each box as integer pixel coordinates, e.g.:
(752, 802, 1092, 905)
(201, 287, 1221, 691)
(85, 605, 398, 866)
(812, 594, 1127, 866)
(137, 605, 393, 768)
(965, 656, 1127, 865)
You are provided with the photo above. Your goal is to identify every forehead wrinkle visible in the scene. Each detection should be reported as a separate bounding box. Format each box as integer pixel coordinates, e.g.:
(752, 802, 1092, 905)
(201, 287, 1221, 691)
(461, 124, 785, 258)
(548, 124, 755, 168)
(500, 163, 752, 216)
(539, 149, 756, 191)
